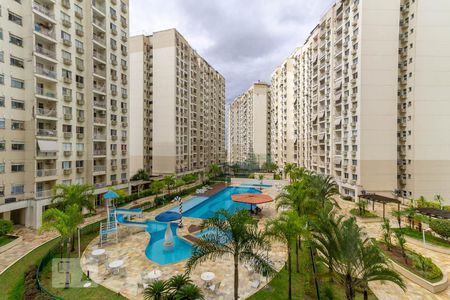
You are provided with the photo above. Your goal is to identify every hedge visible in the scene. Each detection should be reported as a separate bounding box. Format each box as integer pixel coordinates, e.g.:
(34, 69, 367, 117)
(429, 218, 450, 240)
(0, 219, 13, 236)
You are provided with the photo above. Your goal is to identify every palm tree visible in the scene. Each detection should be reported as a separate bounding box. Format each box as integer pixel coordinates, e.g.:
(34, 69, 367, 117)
(144, 280, 169, 300)
(208, 164, 221, 179)
(307, 173, 339, 208)
(391, 210, 402, 229)
(381, 219, 393, 251)
(175, 284, 204, 300)
(51, 183, 96, 213)
(434, 194, 444, 209)
(167, 273, 192, 295)
(151, 180, 165, 198)
(163, 175, 176, 195)
(289, 166, 306, 183)
(131, 168, 150, 181)
(320, 217, 405, 300)
(283, 163, 296, 182)
(186, 209, 275, 300)
(265, 211, 306, 300)
(40, 204, 83, 289)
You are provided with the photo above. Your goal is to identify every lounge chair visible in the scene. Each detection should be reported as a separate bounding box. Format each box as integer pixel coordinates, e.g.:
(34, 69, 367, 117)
(208, 281, 221, 295)
(250, 279, 260, 289)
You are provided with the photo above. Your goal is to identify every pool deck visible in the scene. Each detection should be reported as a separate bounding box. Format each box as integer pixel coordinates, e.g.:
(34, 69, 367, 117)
(81, 181, 287, 300)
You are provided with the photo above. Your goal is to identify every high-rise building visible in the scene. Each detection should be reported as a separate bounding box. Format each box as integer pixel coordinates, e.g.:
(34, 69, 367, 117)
(228, 82, 270, 167)
(0, 0, 130, 228)
(130, 29, 226, 176)
(270, 0, 450, 202)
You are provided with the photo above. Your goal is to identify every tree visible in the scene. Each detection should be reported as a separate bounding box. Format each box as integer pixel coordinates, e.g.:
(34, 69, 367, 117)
(144, 280, 169, 300)
(283, 163, 296, 182)
(391, 210, 402, 229)
(307, 173, 339, 208)
(51, 183, 96, 213)
(131, 168, 150, 181)
(208, 164, 221, 179)
(265, 211, 306, 300)
(289, 167, 306, 183)
(262, 161, 278, 173)
(163, 175, 176, 195)
(40, 205, 83, 289)
(394, 230, 408, 264)
(186, 209, 275, 300)
(319, 217, 405, 300)
(174, 284, 204, 300)
(0, 219, 13, 237)
(381, 219, 393, 251)
(356, 199, 367, 216)
(151, 180, 165, 198)
(167, 273, 192, 295)
(434, 194, 444, 209)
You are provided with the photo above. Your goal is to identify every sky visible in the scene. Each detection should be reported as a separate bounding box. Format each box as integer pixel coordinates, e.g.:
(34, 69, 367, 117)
(130, 0, 336, 103)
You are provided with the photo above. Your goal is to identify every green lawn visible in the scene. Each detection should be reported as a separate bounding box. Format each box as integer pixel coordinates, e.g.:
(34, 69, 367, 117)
(394, 227, 450, 249)
(350, 208, 379, 218)
(248, 245, 377, 300)
(0, 237, 59, 300)
(0, 235, 17, 247)
(39, 227, 126, 300)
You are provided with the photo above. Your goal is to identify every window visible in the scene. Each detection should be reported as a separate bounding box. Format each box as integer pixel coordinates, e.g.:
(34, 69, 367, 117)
(74, 4, 82, 17)
(61, 11, 70, 23)
(0, 163, 4, 174)
(0, 118, 5, 128)
(74, 178, 84, 184)
(11, 184, 25, 194)
(62, 69, 72, 79)
(11, 163, 24, 172)
(0, 141, 5, 151)
(62, 50, 71, 61)
(0, 28, 3, 40)
(62, 161, 72, 169)
(61, 31, 71, 42)
(10, 56, 24, 68)
(0, 74, 3, 85)
(75, 39, 83, 50)
(8, 11, 22, 26)
(0, 51, 3, 62)
(63, 143, 72, 151)
(9, 34, 23, 47)
(75, 22, 83, 33)
(11, 99, 25, 110)
(11, 77, 24, 89)
(76, 75, 84, 84)
(11, 120, 25, 130)
(76, 143, 84, 151)
(11, 142, 24, 151)
(76, 160, 83, 168)
(62, 179, 72, 185)
(0, 97, 4, 107)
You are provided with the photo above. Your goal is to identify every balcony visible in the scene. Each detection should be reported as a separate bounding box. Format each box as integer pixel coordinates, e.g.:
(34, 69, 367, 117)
(93, 133, 106, 140)
(35, 66, 57, 81)
(35, 45, 56, 61)
(37, 129, 57, 138)
(36, 189, 53, 199)
(93, 51, 106, 62)
(36, 150, 57, 158)
(93, 35, 106, 47)
(33, 2, 55, 22)
(93, 0, 106, 15)
(63, 169, 72, 175)
(36, 169, 57, 177)
(94, 117, 107, 125)
(93, 84, 106, 94)
(34, 24, 56, 41)
(36, 107, 57, 118)
(94, 165, 106, 173)
(64, 132, 73, 139)
(36, 87, 57, 100)
(76, 167, 84, 173)
(94, 149, 106, 156)
(95, 182, 107, 189)
(94, 101, 106, 109)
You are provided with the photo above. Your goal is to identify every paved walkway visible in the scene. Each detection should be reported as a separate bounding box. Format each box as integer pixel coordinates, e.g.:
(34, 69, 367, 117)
(335, 197, 450, 300)
(81, 183, 287, 300)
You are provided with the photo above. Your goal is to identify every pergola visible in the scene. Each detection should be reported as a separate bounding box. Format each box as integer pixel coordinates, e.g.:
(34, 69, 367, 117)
(415, 207, 450, 220)
(358, 193, 401, 219)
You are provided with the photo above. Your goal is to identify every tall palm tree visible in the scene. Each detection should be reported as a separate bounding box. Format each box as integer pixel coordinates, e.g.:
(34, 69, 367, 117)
(131, 168, 150, 181)
(319, 217, 405, 300)
(40, 204, 83, 289)
(283, 163, 296, 182)
(151, 180, 165, 198)
(265, 211, 306, 300)
(307, 173, 339, 208)
(186, 209, 275, 300)
(163, 175, 176, 195)
(51, 183, 96, 213)
(208, 163, 221, 179)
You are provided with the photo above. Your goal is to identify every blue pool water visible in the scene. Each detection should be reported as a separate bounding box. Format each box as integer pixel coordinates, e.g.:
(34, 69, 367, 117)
(240, 183, 273, 188)
(131, 187, 261, 265)
(183, 186, 261, 219)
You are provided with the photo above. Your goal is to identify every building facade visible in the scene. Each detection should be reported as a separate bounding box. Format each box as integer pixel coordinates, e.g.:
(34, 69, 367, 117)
(228, 82, 270, 167)
(0, 0, 130, 228)
(270, 0, 450, 202)
(130, 29, 226, 176)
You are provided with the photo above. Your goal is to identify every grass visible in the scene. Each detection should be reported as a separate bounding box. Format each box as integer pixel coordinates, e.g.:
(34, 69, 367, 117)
(394, 227, 450, 249)
(0, 235, 17, 247)
(248, 243, 377, 300)
(39, 226, 126, 300)
(0, 237, 59, 300)
(350, 208, 379, 218)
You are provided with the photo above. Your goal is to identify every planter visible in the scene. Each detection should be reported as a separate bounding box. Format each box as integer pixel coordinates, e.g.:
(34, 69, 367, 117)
(404, 236, 450, 255)
(390, 258, 448, 293)
(0, 235, 22, 254)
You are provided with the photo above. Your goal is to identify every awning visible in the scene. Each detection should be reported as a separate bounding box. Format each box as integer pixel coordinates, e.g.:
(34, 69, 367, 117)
(37, 140, 58, 152)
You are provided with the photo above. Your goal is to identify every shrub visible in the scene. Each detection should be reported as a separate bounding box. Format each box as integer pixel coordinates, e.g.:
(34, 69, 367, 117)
(341, 195, 353, 201)
(0, 219, 13, 236)
(411, 253, 442, 281)
(248, 173, 255, 179)
(416, 197, 440, 209)
(429, 218, 450, 240)
(442, 205, 450, 212)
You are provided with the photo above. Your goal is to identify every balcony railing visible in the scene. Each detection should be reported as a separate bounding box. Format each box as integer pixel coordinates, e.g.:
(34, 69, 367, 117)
(34, 24, 56, 39)
(33, 2, 55, 19)
(93, 51, 106, 61)
(37, 150, 57, 157)
(95, 182, 107, 189)
(35, 45, 56, 59)
(36, 169, 57, 177)
(93, 133, 106, 140)
(36, 107, 57, 118)
(93, 84, 106, 93)
(94, 165, 106, 172)
(94, 117, 107, 124)
(35, 66, 57, 79)
(93, 101, 106, 108)
(36, 87, 56, 99)
(94, 149, 106, 156)
(36, 189, 53, 199)
(37, 129, 57, 137)
(93, 18, 106, 30)
(93, 35, 106, 45)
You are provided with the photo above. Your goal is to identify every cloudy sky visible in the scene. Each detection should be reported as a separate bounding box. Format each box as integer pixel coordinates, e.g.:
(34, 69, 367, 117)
(130, 0, 335, 103)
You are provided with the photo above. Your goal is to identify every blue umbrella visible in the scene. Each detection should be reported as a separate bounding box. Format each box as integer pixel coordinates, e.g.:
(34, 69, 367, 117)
(104, 190, 119, 199)
(155, 211, 182, 247)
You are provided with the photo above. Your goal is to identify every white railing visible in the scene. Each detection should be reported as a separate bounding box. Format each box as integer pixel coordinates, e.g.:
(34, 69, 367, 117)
(36, 107, 57, 117)
(37, 129, 57, 137)
(36, 169, 57, 177)
(36, 87, 56, 98)
(33, 2, 55, 19)
(35, 45, 56, 59)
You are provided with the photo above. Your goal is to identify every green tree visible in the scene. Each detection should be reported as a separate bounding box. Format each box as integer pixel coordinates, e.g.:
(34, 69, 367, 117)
(207, 164, 221, 179)
(0, 219, 13, 236)
(381, 219, 393, 251)
(144, 280, 169, 300)
(174, 284, 204, 300)
(265, 211, 306, 300)
(262, 161, 278, 173)
(186, 209, 275, 300)
(307, 173, 339, 208)
(151, 180, 165, 198)
(40, 204, 83, 289)
(283, 163, 296, 182)
(51, 183, 96, 213)
(289, 166, 307, 183)
(394, 230, 408, 264)
(167, 273, 192, 295)
(391, 210, 402, 229)
(131, 168, 150, 181)
(163, 175, 176, 195)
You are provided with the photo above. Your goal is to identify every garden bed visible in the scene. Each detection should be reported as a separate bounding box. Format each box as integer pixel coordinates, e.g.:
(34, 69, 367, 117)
(0, 235, 21, 252)
(394, 228, 449, 249)
(378, 242, 447, 293)
(349, 209, 380, 223)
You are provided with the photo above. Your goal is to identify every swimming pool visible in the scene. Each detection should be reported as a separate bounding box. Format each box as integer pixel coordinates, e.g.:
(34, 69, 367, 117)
(240, 183, 273, 188)
(183, 186, 261, 219)
(141, 186, 261, 265)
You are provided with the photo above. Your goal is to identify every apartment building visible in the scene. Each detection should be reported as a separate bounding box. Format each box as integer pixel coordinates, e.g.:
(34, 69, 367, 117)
(271, 0, 450, 203)
(228, 82, 270, 166)
(0, 0, 130, 228)
(130, 29, 226, 176)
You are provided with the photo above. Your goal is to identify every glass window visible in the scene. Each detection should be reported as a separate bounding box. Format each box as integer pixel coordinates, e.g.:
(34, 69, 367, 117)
(0, 163, 5, 173)
(11, 99, 25, 110)
(0, 51, 3, 62)
(11, 77, 25, 89)
(62, 161, 72, 169)
(10, 56, 24, 68)
(0, 74, 3, 85)
(0, 118, 5, 128)
(0, 141, 5, 151)
(11, 120, 25, 130)
(76, 143, 84, 151)
(8, 11, 22, 26)
(0, 97, 4, 107)
(11, 143, 24, 151)
(11, 184, 25, 194)
(11, 163, 24, 172)
(9, 34, 23, 47)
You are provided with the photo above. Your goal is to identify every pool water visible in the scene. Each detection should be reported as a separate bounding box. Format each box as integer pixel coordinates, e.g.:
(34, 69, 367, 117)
(183, 186, 261, 219)
(143, 186, 260, 265)
(240, 183, 273, 188)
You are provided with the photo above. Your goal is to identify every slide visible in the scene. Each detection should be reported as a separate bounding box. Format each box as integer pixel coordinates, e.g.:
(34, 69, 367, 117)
(115, 208, 147, 228)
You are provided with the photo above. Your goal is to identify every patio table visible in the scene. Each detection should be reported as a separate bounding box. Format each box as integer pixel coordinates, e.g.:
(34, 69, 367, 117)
(201, 272, 215, 286)
(146, 269, 162, 281)
(92, 249, 106, 256)
(109, 259, 124, 274)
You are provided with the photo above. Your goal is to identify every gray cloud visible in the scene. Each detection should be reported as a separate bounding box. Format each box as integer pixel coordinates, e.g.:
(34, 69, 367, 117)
(130, 0, 335, 103)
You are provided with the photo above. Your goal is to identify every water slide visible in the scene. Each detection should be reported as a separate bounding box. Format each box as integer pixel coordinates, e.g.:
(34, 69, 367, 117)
(115, 208, 148, 228)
